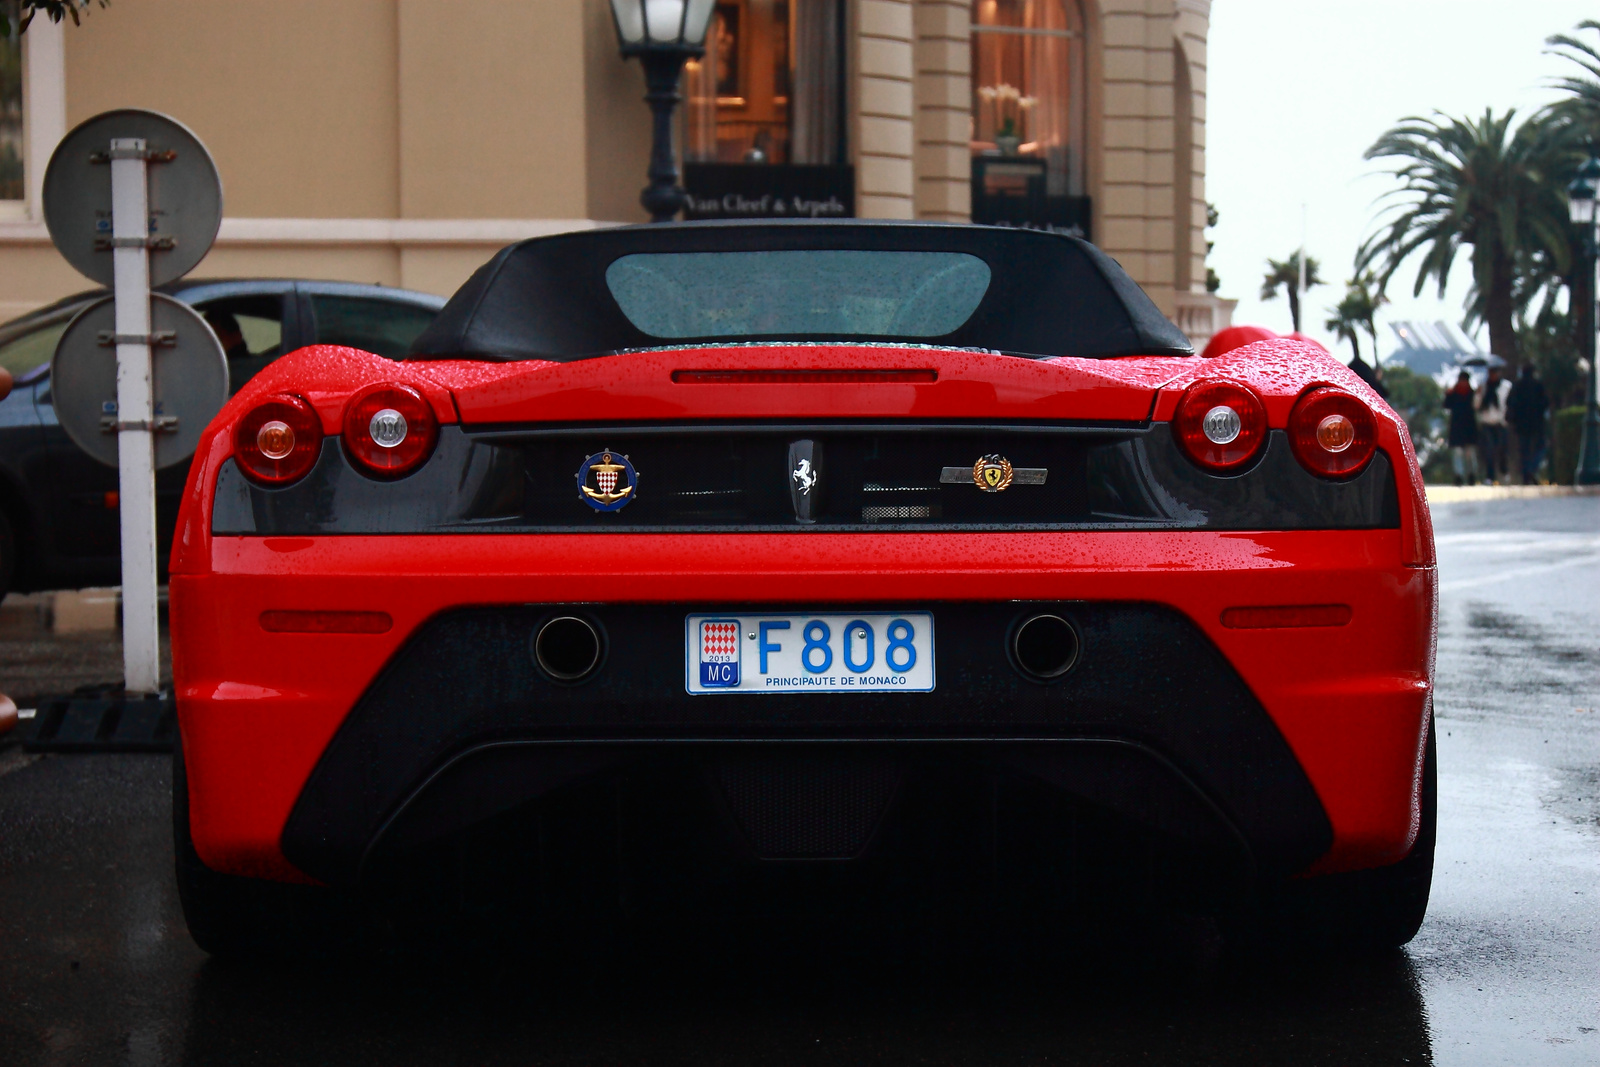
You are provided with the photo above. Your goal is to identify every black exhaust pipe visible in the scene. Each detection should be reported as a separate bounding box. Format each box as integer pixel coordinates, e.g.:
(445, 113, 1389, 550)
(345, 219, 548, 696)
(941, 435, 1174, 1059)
(1011, 614, 1079, 680)
(533, 615, 603, 682)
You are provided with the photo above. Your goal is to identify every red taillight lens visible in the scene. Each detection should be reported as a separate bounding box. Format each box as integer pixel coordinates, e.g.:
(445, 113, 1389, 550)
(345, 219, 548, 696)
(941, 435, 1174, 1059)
(671, 369, 938, 384)
(1289, 387, 1377, 478)
(259, 610, 393, 634)
(234, 394, 323, 486)
(342, 383, 438, 478)
(1221, 604, 1353, 629)
(1172, 379, 1268, 471)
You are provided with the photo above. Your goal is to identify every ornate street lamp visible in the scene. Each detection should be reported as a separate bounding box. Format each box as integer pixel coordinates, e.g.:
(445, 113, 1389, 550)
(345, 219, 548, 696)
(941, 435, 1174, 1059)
(609, 0, 716, 223)
(1569, 152, 1600, 485)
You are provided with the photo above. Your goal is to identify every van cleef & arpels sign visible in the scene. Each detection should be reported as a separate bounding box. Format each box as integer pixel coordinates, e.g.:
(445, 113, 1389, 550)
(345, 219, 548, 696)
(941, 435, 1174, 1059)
(683, 164, 855, 221)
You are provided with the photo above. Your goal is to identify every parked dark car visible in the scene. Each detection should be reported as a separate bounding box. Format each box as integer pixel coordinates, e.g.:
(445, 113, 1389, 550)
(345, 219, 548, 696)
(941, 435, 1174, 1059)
(0, 279, 444, 597)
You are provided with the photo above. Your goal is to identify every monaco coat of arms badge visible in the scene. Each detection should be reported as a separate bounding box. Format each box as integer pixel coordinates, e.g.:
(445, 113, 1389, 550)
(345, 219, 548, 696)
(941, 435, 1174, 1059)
(577, 450, 639, 511)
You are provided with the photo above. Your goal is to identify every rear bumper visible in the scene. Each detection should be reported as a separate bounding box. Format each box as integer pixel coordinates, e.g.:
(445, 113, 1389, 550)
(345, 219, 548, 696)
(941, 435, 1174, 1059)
(170, 530, 1435, 884)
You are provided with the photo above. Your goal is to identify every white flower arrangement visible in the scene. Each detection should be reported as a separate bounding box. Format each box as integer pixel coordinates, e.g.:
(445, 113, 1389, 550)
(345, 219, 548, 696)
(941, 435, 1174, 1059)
(979, 83, 1037, 140)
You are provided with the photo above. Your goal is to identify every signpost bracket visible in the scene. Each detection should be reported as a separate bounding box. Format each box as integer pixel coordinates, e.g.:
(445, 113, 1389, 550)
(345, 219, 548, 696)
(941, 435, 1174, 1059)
(89, 147, 177, 164)
(99, 415, 179, 434)
(97, 330, 177, 347)
(94, 236, 177, 251)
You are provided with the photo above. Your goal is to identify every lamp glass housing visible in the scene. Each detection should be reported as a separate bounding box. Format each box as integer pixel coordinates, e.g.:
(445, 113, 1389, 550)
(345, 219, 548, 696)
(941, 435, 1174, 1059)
(683, 0, 715, 44)
(609, 0, 714, 48)
(644, 0, 686, 43)
(610, 0, 645, 45)
(1570, 179, 1597, 226)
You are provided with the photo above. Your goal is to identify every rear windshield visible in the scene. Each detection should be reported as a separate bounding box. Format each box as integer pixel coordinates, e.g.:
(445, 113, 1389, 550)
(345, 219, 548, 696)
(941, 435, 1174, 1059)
(604, 250, 992, 340)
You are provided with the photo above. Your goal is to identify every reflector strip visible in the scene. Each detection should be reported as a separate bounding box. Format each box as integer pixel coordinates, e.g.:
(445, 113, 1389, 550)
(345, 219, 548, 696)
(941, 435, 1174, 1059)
(1220, 604, 1353, 629)
(259, 610, 393, 634)
(671, 369, 938, 384)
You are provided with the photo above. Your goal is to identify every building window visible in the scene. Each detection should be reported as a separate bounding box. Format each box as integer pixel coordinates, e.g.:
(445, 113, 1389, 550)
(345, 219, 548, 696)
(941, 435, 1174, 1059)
(970, 0, 1087, 233)
(1, 22, 22, 201)
(685, 0, 843, 166)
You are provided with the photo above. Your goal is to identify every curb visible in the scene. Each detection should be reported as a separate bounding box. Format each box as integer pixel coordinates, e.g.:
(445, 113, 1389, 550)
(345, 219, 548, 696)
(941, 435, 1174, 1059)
(1425, 485, 1600, 504)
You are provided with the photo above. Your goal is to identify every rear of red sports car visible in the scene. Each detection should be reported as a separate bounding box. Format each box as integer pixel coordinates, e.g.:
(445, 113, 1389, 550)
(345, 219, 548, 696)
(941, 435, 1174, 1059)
(169, 222, 1436, 956)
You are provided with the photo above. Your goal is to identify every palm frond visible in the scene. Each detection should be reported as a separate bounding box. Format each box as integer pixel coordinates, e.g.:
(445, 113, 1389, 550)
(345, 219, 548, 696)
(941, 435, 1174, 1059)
(1546, 20, 1600, 143)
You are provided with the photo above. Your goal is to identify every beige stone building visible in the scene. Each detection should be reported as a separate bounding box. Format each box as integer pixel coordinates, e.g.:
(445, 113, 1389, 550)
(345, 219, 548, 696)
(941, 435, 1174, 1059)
(0, 0, 1231, 344)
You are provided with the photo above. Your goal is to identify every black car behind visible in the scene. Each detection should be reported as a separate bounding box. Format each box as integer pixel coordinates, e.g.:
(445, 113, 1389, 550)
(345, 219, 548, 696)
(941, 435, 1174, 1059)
(0, 279, 444, 597)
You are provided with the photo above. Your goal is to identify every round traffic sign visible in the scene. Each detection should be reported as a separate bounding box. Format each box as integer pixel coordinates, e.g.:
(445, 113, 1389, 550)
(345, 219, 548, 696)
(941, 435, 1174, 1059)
(42, 109, 223, 287)
(51, 294, 230, 470)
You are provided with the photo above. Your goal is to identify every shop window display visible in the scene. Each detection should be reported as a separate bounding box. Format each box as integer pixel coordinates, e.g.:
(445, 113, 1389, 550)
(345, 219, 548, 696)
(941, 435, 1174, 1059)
(685, 0, 842, 166)
(970, 0, 1089, 234)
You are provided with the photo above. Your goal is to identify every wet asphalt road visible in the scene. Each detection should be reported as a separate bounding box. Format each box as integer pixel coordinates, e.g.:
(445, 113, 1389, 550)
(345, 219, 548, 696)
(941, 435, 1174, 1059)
(0, 496, 1596, 1066)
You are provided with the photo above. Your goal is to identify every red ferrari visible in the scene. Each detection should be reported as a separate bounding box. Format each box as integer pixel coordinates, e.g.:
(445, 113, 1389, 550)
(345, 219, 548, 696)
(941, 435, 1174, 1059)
(169, 222, 1436, 956)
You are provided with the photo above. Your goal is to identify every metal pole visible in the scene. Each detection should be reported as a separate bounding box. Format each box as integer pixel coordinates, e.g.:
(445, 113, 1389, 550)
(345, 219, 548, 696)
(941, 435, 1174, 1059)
(834, 0, 848, 169)
(1576, 215, 1600, 484)
(638, 50, 690, 223)
(108, 137, 161, 696)
(1579, 217, 1600, 485)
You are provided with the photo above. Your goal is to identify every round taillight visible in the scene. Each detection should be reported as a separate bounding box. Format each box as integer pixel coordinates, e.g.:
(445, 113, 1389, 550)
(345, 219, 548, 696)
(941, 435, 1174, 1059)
(1289, 387, 1377, 478)
(342, 382, 438, 478)
(1172, 379, 1268, 472)
(234, 394, 323, 486)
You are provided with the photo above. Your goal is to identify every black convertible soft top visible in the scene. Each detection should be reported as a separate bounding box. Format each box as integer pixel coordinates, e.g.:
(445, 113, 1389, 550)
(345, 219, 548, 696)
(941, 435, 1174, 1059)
(409, 220, 1193, 362)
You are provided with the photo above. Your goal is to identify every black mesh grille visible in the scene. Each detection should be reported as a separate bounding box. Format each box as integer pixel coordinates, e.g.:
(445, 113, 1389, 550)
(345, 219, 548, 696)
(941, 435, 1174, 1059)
(718, 754, 903, 859)
(281, 601, 1337, 886)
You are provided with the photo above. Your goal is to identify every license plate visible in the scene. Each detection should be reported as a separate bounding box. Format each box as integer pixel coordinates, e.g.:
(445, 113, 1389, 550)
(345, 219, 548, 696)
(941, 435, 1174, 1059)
(685, 612, 936, 694)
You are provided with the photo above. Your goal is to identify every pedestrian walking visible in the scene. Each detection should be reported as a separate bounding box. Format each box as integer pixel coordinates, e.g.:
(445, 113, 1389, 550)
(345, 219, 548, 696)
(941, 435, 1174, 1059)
(1443, 369, 1479, 486)
(1475, 365, 1511, 484)
(1506, 363, 1550, 485)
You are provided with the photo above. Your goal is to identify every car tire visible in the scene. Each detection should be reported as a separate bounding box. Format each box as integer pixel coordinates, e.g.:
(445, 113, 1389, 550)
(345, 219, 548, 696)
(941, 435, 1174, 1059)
(1243, 714, 1437, 955)
(173, 735, 359, 959)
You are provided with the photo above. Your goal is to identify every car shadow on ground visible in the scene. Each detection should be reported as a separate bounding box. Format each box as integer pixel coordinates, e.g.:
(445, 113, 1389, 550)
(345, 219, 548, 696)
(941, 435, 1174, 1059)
(0, 753, 1436, 1066)
(178, 770, 1436, 1067)
(175, 913, 1434, 1066)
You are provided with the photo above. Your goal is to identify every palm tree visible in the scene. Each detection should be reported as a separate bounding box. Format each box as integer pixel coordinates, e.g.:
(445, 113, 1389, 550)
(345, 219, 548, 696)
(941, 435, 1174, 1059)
(1547, 21, 1600, 144)
(1260, 252, 1324, 333)
(1544, 21, 1600, 389)
(1325, 274, 1387, 365)
(1357, 109, 1573, 371)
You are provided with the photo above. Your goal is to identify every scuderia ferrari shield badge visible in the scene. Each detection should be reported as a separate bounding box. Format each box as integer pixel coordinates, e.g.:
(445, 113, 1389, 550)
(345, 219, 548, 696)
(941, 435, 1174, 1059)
(972, 454, 1014, 492)
(577, 450, 639, 511)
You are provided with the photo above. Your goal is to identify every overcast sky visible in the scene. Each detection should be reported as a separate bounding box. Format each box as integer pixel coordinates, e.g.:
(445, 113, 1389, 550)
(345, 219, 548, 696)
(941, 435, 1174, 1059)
(1205, 0, 1596, 361)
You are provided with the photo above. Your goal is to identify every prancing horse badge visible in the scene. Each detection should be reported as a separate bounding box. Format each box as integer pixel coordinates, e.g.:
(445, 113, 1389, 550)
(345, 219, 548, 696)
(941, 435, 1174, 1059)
(787, 438, 824, 523)
(577, 450, 639, 511)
